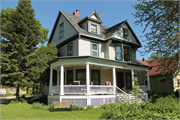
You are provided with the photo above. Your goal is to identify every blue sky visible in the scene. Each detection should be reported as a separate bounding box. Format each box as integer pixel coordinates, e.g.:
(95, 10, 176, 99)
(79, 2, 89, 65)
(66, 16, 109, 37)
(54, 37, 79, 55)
(1, 0, 151, 60)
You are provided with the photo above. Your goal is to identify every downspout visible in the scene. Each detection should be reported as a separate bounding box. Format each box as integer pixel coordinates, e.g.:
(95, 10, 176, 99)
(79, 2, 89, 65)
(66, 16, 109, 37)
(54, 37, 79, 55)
(78, 33, 81, 56)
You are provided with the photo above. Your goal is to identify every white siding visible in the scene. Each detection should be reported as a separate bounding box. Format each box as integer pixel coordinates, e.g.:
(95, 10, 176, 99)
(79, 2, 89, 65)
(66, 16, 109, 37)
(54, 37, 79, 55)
(58, 39, 78, 57)
(78, 38, 105, 58)
(51, 15, 77, 45)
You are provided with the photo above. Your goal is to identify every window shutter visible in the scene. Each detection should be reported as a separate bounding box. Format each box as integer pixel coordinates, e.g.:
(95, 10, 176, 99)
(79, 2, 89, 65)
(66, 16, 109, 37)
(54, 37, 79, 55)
(97, 25, 100, 35)
(88, 22, 91, 32)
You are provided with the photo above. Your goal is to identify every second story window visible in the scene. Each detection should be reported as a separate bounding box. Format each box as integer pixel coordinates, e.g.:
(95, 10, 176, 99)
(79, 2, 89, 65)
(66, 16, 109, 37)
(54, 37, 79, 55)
(91, 42, 98, 57)
(91, 24, 97, 34)
(67, 43, 73, 56)
(59, 23, 64, 38)
(115, 45, 131, 62)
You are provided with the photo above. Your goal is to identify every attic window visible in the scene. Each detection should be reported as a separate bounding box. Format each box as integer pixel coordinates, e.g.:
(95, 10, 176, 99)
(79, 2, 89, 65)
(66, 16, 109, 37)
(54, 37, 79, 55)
(91, 24, 97, 34)
(123, 28, 128, 39)
(59, 23, 64, 38)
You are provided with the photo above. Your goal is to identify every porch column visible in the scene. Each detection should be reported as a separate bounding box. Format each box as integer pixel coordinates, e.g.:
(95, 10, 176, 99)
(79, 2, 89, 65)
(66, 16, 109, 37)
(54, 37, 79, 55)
(49, 68, 53, 95)
(147, 70, 150, 90)
(86, 63, 90, 95)
(113, 67, 116, 94)
(60, 65, 64, 95)
(131, 69, 134, 88)
(57, 71, 59, 86)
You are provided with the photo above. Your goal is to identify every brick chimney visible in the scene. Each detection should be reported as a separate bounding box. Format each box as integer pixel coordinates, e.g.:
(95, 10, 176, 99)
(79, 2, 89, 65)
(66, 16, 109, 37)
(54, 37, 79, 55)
(142, 57, 146, 61)
(73, 10, 80, 17)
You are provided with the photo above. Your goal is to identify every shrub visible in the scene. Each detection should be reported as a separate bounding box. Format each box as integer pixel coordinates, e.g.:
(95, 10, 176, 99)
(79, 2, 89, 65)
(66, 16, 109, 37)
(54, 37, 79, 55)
(86, 105, 94, 110)
(32, 102, 44, 109)
(72, 105, 84, 110)
(22, 94, 26, 98)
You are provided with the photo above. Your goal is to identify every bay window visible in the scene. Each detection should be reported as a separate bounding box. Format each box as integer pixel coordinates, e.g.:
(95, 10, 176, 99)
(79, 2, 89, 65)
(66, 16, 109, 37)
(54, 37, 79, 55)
(115, 44, 131, 62)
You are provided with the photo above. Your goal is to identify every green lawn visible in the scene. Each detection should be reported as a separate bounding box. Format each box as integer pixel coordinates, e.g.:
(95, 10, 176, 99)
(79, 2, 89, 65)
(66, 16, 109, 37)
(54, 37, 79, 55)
(1, 104, 103, 119)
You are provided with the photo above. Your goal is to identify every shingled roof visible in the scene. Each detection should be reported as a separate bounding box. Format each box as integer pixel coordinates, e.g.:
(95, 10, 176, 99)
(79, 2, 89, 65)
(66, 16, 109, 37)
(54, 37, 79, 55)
(48, 10, 141, 46)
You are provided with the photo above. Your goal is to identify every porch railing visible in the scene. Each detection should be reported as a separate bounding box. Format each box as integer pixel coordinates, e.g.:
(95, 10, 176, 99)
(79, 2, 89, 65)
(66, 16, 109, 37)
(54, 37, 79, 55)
(51, 86, 60, 94)
(139, 85, 148, 92)
(64, 85, 87, 94)
(90, 85, 114, 94)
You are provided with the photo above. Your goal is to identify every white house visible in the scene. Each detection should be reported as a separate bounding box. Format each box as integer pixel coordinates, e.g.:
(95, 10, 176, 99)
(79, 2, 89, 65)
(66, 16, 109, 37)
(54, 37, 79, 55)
(47, 10, 151, 106)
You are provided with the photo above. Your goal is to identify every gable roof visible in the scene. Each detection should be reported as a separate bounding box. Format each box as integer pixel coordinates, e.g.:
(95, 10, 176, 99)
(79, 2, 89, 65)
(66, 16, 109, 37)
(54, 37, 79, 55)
(48, 10, 141, 47)
(137, 57, 178, 76)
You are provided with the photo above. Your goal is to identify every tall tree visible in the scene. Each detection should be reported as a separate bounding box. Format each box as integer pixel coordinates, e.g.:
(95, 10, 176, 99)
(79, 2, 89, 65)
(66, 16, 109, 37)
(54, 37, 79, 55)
(26, 43, 58, 96)
(132, 0, 179, 73)
(1, 0, 43, 100)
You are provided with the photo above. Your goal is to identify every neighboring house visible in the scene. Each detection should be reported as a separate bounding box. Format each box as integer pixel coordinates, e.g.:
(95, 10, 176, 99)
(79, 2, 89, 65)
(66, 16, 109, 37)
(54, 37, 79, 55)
(47, 10, 151, 106)
(137, 57, 180, 93)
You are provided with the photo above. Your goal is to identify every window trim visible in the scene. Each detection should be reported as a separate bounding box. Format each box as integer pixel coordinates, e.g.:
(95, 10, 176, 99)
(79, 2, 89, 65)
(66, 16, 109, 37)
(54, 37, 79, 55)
(88, 21, 100, 35)
(67, 43, 73, 56)
(91, 42, 99, 57)
(59, 23, 64, 39)
(115, 44, 131, 62)
(90, 24, 97, 34)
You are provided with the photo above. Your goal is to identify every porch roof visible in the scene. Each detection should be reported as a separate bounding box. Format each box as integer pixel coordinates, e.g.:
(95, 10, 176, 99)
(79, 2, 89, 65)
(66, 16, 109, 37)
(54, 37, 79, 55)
(48, 56, 152, 69)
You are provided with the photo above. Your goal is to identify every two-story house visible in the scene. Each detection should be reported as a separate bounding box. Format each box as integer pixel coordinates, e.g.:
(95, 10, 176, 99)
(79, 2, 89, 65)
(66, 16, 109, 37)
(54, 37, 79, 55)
(47, 10, 152, 106)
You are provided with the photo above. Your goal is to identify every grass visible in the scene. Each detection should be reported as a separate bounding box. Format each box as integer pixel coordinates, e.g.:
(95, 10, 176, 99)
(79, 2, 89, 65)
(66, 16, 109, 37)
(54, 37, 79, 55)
(1, 104, 103, 119)
(1, 93, 34, 98)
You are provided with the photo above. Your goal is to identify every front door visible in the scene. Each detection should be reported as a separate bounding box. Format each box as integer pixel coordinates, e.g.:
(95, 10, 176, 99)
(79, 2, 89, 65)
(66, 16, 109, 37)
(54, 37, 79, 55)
(91, 69, 100, 85)
(116, 72, 124, 89)
(126, 73, 132, 89)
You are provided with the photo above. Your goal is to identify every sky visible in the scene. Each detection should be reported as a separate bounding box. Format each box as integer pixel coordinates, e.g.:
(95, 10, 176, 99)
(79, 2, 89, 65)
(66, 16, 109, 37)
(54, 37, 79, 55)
(1, 0, 152, 60)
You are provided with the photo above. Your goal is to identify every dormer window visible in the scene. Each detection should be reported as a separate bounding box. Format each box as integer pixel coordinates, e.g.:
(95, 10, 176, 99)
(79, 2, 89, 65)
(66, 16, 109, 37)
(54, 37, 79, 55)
(91, 24, 97, 34)
(123, 28, 128, 39)
(88, 21, 100, 35)
(59, 23, 64, 38)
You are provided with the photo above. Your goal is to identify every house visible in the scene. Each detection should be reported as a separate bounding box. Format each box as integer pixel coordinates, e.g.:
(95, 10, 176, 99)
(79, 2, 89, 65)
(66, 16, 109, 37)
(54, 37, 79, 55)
(47, 10, 152, 106)
(137, 57, 180, 93)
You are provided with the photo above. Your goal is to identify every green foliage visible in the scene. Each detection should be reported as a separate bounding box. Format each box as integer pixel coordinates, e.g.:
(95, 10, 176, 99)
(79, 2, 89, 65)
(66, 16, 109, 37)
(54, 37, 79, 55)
(147, 53, 164, 61)
(86, 105, 94, 110)
(100, 94, 179, 119)
(132, 0, 179, 75)
(1, 93, 15, 97)
(72, 105, 85, 111)
(32, 102, 44, 109)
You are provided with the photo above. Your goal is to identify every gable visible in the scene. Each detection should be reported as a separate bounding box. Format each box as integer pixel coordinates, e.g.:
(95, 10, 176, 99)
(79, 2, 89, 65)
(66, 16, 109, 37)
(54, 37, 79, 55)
(90, 14, 98, 20)
(113, 24, 138, 44)
(51, 12, 78, 45)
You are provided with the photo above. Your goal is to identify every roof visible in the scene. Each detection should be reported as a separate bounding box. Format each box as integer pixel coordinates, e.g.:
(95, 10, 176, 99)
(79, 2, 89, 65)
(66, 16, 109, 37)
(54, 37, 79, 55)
(137, 57, 178, 76)
(48, 56, 152, 69)
(48, 10, 142, 46)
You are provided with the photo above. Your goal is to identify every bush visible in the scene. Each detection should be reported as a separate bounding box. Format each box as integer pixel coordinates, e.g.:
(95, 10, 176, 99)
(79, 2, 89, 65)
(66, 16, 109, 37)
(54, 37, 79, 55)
(22, 94, 26, 98)
(32, 102, 44, 109)
(99, 94, 179, 119)
(86, 105, 94, 110)
(72, 105, 84, 110)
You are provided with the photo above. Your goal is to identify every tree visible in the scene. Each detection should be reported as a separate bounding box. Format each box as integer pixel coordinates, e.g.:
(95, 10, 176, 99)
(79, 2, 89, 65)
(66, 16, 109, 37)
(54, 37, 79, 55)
(1, 0, 47, 100)
(26, 43, 58, 96)
(132, 0, 179, 74)
(147, 53, 163, 61)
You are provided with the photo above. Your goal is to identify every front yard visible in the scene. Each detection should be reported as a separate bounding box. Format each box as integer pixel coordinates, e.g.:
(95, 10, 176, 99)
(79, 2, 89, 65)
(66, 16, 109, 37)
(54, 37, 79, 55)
(1, 104, 103, 119)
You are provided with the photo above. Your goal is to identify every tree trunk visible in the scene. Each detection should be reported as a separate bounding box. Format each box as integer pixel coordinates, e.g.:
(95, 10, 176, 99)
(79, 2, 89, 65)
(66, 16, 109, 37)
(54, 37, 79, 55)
(26, 86, 29, 94)
(16, 83, 20, 100)
(32, 84, 35, 95)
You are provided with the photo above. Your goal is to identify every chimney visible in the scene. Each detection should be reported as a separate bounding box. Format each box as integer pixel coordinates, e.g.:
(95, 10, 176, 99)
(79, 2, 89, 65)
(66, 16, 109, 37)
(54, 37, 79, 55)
(73, 10, 80, 17)
(142, 57, 146, 61)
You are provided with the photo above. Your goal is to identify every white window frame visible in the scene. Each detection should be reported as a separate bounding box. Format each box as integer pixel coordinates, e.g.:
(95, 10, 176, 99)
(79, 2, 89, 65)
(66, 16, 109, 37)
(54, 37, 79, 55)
(91, 42, 98, 57)
(59, 23, 64, 39)
(88, 21, 100, 35)
(91, 24, 97, 34)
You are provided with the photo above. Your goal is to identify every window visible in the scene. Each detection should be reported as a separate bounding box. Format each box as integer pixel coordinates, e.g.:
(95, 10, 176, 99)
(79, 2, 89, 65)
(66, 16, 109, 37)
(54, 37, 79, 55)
(123, 28, 128, 39)
(123, 46, 130, 62)
(91, 42, 98, 57)
(91, 24, 97, 34)
(91, 70, 100, 85)
(76, 69, 86, 85)
(59, 23, 64, 38)
(115, 45, 130, 62)
(67, 43, 73, 56)
(160, 78, 165, 83)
